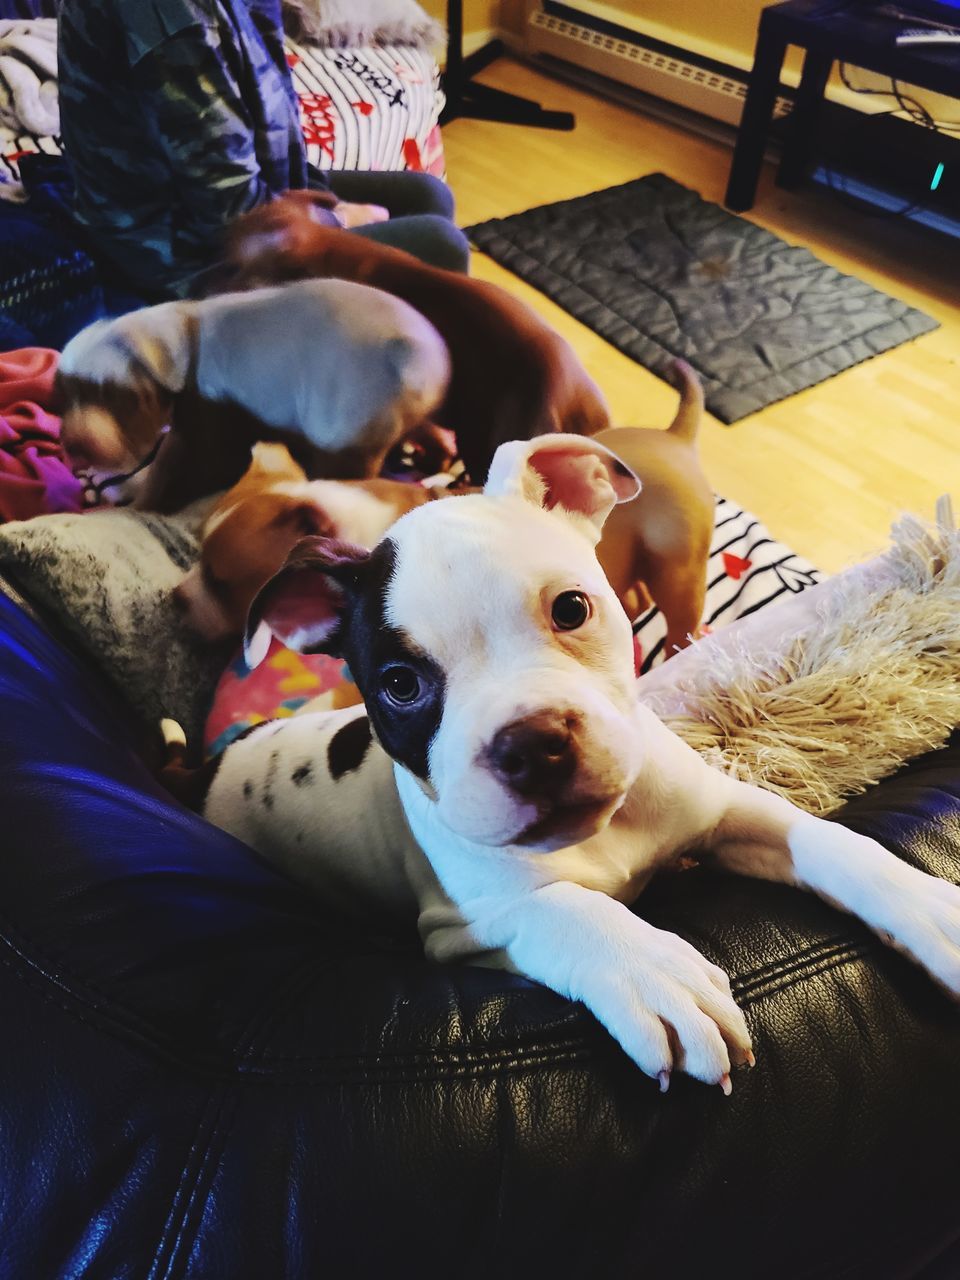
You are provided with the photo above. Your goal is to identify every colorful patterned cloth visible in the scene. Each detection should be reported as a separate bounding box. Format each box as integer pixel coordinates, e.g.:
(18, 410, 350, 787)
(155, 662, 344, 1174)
(287, 40, 445, 177)
(205, 638, 359, 758)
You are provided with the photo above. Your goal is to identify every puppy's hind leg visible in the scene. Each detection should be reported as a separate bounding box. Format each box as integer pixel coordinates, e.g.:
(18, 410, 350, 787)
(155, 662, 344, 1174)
(645, 557, 707, 658)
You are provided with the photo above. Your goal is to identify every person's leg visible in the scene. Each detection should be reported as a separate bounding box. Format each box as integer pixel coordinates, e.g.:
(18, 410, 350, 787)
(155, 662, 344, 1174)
(352, 213, 470, 273)
(324, 169, 469, 271)
(326, 169, 456, 220)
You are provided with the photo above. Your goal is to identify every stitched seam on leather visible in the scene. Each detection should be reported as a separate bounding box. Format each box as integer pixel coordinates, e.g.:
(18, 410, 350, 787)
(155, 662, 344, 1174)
(0, 899, 585, 1048)
(737, 945, 873, 1007)
(0, 943, 288, 1079)
(0, 943, 596, 1083)
(732, 938, 869, 1000)
(726, 934, 852, 990)
(148, 1088, 233, 1280)
(228, 1046, 598, 1086)
(243, 1033, 593, 1066)
(0, 934, 239, 1280)
(0, 907, 596, 1066)
(152, 957, 327, 1280)
(232, 1042, 597, 1085)
(0, 913, 361, 1074)
(0, 921, 279, 1080)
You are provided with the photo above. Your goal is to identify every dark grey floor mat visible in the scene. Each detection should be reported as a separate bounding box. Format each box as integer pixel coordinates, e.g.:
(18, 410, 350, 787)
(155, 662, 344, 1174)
(465, 173, 939, 423)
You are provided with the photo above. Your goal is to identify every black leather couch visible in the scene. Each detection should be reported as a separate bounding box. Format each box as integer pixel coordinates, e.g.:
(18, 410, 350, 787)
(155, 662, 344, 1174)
(2, 575, 960, 1280)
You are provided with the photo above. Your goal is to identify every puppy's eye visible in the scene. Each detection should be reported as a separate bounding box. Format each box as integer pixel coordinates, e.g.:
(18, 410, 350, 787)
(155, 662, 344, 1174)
(382, 665, 421, 705)
(551, 590, 591, 631)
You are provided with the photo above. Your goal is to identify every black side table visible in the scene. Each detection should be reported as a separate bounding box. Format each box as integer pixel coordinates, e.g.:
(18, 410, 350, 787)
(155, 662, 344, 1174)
(725, 0, 960, 210)
(439, 0, 575, 130)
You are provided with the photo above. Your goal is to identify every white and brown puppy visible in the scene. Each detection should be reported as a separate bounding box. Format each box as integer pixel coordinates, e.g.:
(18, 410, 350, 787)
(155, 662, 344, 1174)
(174, 441, 435, 643)
(55, 279, 450, 512)
(195, 434, 960, 1092)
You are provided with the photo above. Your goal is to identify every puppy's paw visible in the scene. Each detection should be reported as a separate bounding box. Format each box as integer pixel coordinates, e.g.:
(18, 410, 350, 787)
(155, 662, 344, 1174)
(580, 926, 753, 1092)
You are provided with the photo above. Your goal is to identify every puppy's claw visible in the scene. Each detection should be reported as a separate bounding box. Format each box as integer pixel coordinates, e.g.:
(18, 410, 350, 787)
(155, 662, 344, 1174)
(719, 1074, 733, 1097)
(657, 1070, 671, 1094)
(744, 1050, 756, 1069)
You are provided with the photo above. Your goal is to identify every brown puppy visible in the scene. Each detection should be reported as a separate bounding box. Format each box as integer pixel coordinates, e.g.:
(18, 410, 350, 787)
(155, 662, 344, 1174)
(174, 442, 435, 642)
(596, 360, 712, 657)
(217, 190, 611, 483)
(178, 363, 709, 656)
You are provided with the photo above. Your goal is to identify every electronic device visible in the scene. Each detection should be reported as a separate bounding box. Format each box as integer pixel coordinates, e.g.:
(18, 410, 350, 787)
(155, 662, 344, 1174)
(896, 25, 960, 41)
(811, 97, 960, 239)
(885, 0, 960, 25)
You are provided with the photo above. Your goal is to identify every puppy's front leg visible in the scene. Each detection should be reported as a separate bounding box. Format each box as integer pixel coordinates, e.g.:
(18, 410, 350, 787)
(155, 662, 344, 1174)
(708, 780, 960, 998)
(427, 881, 753, 1091)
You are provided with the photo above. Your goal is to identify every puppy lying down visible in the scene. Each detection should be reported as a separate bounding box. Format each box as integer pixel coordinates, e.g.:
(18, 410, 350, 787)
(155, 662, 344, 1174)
(164, 433, 960, 1094)
(55, 279, 451, 512)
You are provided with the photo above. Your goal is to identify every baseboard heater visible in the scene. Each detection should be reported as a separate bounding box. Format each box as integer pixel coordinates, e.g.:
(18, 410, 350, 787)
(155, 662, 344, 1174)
(526, 2, 792, 128)
(525, 2, 960, 240)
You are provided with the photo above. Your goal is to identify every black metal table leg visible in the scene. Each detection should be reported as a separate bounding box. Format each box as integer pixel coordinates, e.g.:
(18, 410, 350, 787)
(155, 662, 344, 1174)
(725, 12, 790, 211)
(440, 3, 575, 131)
(778, 48, 833, 188)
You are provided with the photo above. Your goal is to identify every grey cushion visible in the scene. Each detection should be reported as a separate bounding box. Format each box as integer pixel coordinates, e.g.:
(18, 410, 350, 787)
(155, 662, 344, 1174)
(0, 501, 219, 744)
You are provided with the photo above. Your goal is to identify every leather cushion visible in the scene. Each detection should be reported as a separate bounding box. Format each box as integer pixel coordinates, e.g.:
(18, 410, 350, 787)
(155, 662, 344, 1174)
(1, 585, 958, 1278)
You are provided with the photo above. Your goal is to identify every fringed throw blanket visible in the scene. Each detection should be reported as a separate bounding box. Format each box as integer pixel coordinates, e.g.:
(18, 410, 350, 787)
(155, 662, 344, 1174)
(641, 502, 960, 815)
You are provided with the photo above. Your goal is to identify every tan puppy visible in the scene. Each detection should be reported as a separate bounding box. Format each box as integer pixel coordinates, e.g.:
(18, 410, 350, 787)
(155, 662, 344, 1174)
(174, 443, 435, 642)
(596, 361, 712, 656)
(178, 362, 709, 658)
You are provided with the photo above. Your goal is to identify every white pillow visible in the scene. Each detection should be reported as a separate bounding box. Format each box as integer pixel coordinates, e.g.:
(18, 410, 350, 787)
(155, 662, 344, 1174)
(282, 0, 445, 50)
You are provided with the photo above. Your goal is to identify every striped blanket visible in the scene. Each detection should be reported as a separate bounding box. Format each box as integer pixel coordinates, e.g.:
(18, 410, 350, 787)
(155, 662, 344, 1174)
(633, 495, 822, 673)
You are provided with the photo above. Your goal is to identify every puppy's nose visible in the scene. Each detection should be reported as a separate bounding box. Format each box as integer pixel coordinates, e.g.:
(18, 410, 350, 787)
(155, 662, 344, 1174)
(489, 713, 577, 799)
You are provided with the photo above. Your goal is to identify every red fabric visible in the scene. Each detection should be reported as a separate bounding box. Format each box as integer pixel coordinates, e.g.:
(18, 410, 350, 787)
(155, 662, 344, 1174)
(722, 551, 753, 580)
(0, 348, 83, 523)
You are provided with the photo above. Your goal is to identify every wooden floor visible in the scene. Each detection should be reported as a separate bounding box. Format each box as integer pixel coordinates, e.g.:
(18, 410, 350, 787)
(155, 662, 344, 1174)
(441, 59, 960, 574)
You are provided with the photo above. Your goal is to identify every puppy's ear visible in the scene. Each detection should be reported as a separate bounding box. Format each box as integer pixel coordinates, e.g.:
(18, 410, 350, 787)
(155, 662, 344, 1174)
(113, 302, 193, 395)
(484, 434, 640, 542)
(270, 500, 334, 539)
(243, 536, 370, 669)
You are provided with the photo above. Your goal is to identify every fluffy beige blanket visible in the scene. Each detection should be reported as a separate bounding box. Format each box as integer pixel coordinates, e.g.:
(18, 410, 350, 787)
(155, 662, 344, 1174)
(637, 500, 960, 815)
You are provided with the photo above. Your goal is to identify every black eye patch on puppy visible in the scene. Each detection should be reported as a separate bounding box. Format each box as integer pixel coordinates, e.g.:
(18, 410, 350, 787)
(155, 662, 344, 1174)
(337, 539, 446, 782)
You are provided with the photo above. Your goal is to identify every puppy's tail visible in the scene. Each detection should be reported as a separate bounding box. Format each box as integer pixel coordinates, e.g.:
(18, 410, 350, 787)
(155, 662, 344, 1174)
(666, 360, 704, 444)
(157, 718, 221, 812)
